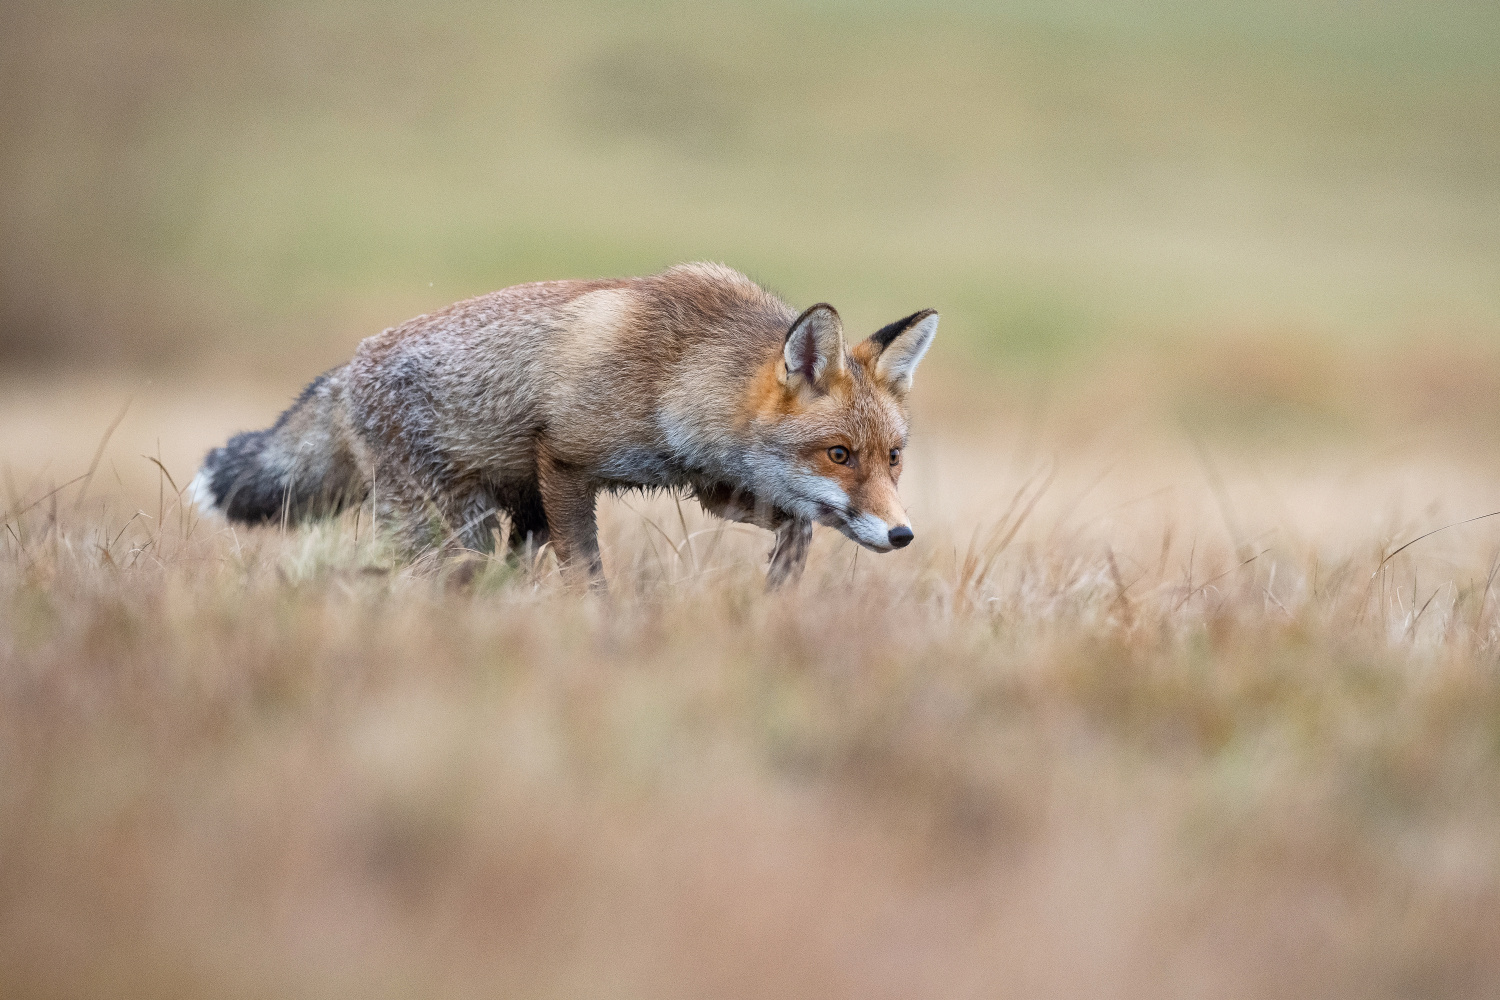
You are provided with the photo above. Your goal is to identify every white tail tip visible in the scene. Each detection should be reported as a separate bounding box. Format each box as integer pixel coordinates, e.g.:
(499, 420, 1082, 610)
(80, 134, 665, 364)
(186, 470, 220, 519)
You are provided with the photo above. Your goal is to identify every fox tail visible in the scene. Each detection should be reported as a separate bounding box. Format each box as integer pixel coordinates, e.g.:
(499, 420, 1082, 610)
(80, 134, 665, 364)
(189, 369, 366, 524)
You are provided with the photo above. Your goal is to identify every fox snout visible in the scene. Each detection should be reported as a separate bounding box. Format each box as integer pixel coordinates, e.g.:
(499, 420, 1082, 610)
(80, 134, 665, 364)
(800, 451, 916, 554)
(835, 507, 914, 553)
(850, 473, 914, 553)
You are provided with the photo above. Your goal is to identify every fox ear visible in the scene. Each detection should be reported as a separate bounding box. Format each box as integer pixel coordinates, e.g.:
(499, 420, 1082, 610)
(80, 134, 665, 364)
(867, 309, 938, 394)
(782, 303, 845, 391)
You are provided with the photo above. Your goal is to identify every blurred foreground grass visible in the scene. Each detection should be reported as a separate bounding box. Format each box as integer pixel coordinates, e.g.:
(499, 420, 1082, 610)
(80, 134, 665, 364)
(5, 425, 1500, 997)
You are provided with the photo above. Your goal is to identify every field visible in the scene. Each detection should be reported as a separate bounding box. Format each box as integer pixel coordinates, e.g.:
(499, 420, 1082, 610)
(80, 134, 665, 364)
(4, 1, 1500, 997)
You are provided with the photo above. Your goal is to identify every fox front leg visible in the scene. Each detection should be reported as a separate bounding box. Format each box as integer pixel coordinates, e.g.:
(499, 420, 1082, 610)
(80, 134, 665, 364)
(536, 447, 604, 587)
(692, 483, 806, 588)
(766, 517, 812, 590)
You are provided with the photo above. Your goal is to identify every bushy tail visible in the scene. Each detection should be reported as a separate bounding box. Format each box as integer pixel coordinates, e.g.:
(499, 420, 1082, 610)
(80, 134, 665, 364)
(189, 369, 366, 525)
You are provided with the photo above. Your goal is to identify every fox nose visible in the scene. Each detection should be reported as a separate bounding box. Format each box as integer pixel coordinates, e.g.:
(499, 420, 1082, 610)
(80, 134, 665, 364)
(888, 526, 914, 548)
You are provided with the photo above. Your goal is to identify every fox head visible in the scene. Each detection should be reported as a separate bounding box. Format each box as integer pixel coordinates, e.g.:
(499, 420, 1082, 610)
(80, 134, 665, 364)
(748, 303, 938, 552)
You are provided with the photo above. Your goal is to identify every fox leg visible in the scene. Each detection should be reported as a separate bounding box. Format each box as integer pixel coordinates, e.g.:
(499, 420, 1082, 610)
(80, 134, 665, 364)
(535, 447, 603, 584)
(369, 472, 447, 556)
(360, 462, 483, 559)
(495, 479, 549, 559)
(694, 483, 808, 589)
(444, 484, 508, 553)
(766, 517, 812, 590)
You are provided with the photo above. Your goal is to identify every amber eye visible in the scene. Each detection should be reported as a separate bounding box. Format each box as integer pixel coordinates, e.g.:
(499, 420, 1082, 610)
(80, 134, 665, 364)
(889, 448, 901, 466)
(828, 446, 851, 465)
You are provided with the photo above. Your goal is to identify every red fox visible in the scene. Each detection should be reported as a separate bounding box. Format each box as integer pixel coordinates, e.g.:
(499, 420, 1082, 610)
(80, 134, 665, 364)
(190, 263, 937, 587)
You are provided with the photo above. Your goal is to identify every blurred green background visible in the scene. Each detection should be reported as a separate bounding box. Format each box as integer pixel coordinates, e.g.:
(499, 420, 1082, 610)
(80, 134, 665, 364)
(3, 0, 1497, 379)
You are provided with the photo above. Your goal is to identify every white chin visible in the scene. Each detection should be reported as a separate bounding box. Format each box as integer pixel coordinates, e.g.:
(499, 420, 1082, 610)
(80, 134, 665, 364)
(839, 515, 894, 552)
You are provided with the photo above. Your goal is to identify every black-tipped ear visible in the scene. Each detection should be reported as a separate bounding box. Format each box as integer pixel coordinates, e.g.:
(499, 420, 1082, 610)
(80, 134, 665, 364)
(782, 303, 845, 390)
(866, 309, 938, 394)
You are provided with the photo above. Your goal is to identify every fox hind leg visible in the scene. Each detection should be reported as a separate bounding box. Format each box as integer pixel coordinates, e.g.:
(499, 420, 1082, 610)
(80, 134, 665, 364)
(369, 473, 443, 557)
(366, 471, 491, 558)
(494, 478, 550, 561)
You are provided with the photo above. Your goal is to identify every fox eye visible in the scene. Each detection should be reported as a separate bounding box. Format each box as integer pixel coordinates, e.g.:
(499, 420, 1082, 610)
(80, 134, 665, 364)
(889, 448, 901, 466)
(827, 446, 851, 465)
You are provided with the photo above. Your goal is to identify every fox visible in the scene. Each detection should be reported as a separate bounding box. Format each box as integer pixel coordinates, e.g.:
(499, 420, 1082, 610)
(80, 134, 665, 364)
(189, 263, 938, 588)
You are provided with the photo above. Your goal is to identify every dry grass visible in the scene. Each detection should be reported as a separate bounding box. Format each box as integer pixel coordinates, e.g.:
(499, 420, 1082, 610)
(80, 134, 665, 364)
(5, 373, 1500, 999)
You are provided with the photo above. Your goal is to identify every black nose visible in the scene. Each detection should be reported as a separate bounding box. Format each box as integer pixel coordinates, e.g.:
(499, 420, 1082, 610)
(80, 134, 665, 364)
(888, 526, 914, 548)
